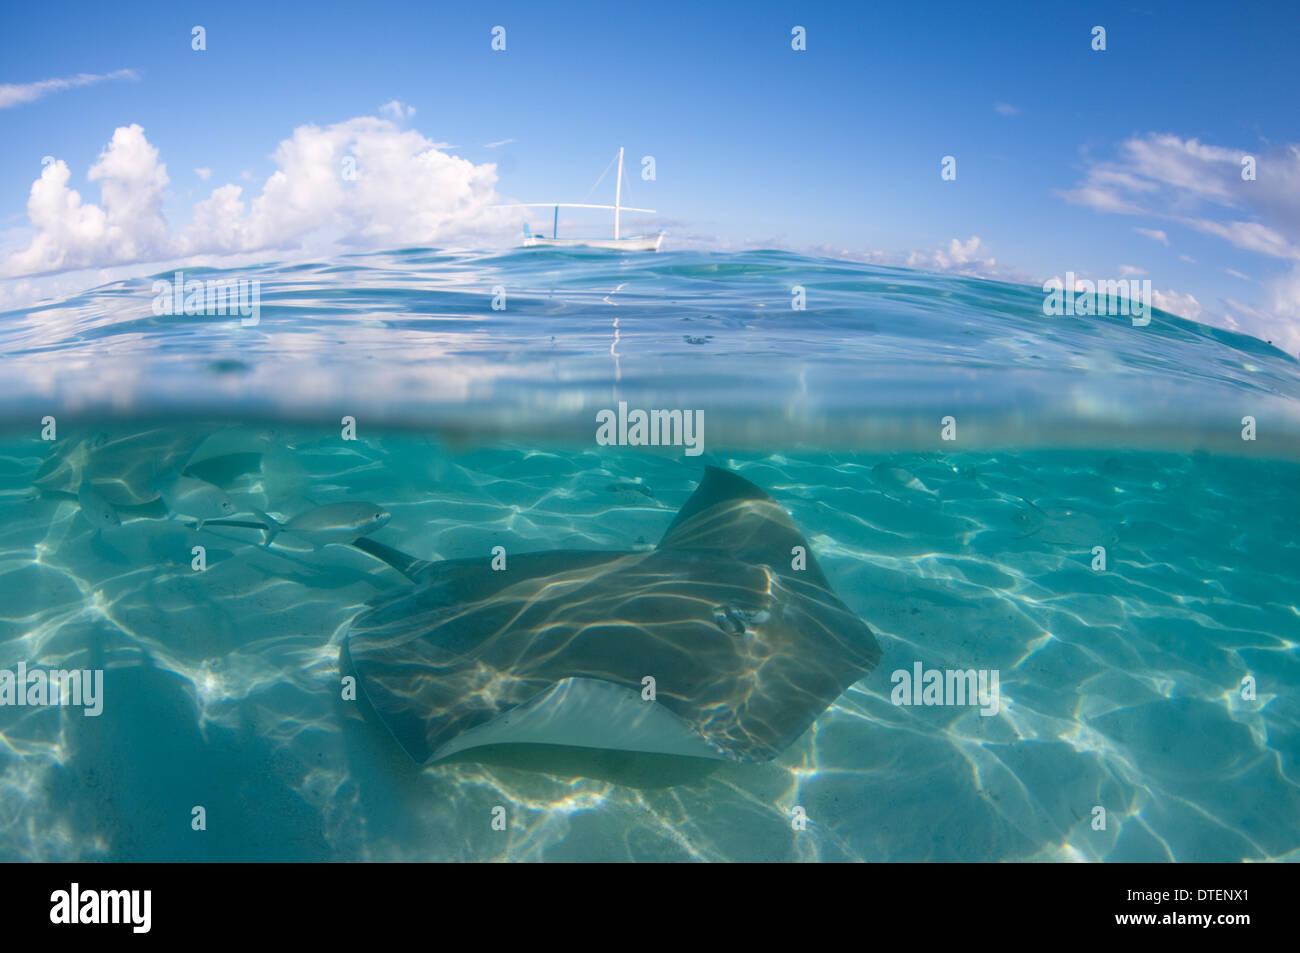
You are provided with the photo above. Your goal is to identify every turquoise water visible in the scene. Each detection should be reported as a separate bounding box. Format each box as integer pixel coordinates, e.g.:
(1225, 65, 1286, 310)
(0, 248, 1297, 861)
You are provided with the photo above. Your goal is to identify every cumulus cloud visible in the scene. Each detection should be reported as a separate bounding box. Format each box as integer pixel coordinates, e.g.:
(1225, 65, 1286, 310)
(905, 236, 997, 274)
(181, 117, 509, 253)
(1152, 288, 1202, 322)
(1261, 265, 1300, 351)
(1119, 264, 1145, 277)
(796, 235, 1036, 284)
(1219, 273, 1300, 352)
(2, 124, 169, 276)
(0, 69, 138, 108)
(194, 167, 212, 181)
(1134, 226, 1168, 245)
(378, 100, 415, 120)
(1, 116, 519, 278)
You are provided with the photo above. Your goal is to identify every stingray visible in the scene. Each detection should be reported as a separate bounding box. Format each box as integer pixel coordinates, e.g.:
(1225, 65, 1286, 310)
(345, 466, 881, 765)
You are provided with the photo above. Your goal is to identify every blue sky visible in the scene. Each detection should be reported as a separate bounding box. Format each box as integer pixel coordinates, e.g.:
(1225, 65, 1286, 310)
(2, 0, 1299, 348)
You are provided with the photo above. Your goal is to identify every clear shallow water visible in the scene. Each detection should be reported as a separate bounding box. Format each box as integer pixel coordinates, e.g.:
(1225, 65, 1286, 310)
(0, 249, 1297, 861)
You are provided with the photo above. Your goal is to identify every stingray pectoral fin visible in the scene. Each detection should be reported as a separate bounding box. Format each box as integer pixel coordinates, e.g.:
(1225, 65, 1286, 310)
(658, 465, 832, 589)
(660, 465, 773, 539)
(429, 677, 731, 763)
(345, 550, 637, 763)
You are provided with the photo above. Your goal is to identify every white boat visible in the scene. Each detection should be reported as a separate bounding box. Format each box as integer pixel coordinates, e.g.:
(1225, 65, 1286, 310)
(497, 147, 664, 251)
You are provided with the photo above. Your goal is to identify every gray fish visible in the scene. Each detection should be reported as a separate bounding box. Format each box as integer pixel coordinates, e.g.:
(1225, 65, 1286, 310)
(262, 502, 391, 547)
(155, 469, 237, 527)
(77, 481, 121, 529)
(345, 467, 881, 765)
(607, 480, 654, 499)
(871, 462, 935, 496)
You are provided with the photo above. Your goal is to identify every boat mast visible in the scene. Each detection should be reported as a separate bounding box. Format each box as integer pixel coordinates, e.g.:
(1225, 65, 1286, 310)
(614, 147, 624, 240)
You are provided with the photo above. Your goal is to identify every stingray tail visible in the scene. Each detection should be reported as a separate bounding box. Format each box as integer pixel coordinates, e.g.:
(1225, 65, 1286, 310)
(351, 537, 428, 581)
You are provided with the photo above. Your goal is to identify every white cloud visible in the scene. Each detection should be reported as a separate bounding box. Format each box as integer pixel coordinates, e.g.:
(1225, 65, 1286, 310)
(1152, 288, 1202, 322)
(905, 235, 997, 274)
(1225, 268, 1250, 280)
(1151, 277, 1300, 358)
(1121, 134, 1241, 201)
(689, 234, 1033, 284)
(1063, 134, 1300, 260)
(194, 167, 212, 181)
(1062, 133, 1300, 350)
(1, 116, 519, 278)
(1179, 254, 1196, 263)
(1119, 264, 1145, 277)
(1, 123, 169, 276)
(993, 103, 1019, 116)
(484, 139, 516, 149)
(379, 100, 415, 120)
(1064, 184, 1144, 215)
(0, 69, 137, 108)
(1262, 265, 1300, 351)
(1220, 270, 1300, 352)
(1178, 218, 1300, 260)
(1134, 227, 1168, 245)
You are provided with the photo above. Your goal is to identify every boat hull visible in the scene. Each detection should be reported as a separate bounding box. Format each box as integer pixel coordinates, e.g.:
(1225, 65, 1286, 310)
(524, 234, 664, 251)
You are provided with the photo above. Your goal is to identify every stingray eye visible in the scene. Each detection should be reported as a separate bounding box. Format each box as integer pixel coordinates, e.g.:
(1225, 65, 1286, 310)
(223, 501, 235, 513)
